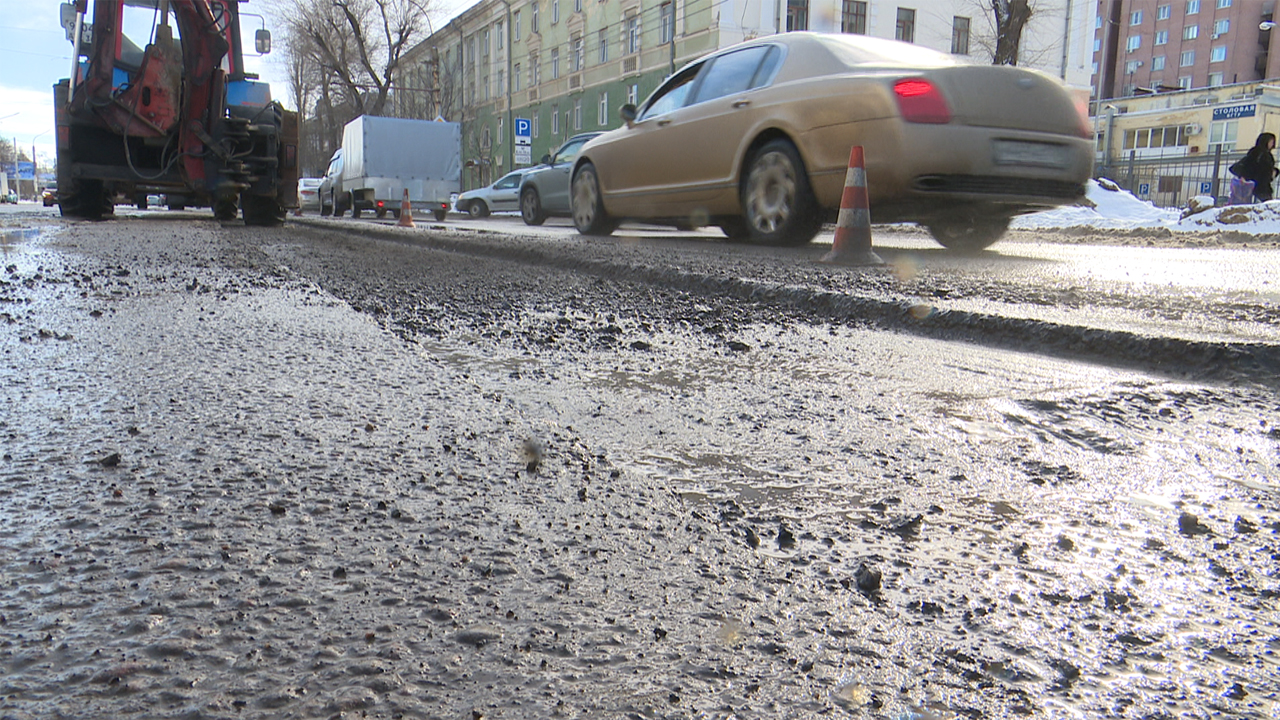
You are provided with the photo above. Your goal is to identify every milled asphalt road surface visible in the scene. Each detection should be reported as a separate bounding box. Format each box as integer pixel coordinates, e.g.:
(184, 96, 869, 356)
(1, 211, 1277, 720)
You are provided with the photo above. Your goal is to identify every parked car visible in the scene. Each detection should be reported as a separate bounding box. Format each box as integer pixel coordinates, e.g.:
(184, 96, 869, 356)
(569, 32, 1093, 251)
(456, 170, 526, 218)
(41, 185, 58, 207)
(520, 132, 603, 225)
(319, 149, 343, 216)
(298, 177, 322, 212)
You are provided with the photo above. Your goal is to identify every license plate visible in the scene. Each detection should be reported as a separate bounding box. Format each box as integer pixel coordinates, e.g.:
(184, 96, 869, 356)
(992, 140, 1070, 169)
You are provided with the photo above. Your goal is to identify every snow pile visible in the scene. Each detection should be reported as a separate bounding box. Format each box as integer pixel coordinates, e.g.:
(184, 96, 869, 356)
(1012, 178, 1280, 234)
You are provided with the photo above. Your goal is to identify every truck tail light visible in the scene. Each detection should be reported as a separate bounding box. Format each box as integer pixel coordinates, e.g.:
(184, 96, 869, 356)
(893, 78, 950, 124)
(376, 200, 384, 208)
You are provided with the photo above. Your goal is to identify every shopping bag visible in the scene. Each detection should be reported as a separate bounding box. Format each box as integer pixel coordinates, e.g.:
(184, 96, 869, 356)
(1229, 176, 1255, 204)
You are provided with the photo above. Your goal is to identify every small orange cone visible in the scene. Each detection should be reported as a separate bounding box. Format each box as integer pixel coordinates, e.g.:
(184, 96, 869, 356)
(397, 188, 415, 227)
(821, 145, 883, 266)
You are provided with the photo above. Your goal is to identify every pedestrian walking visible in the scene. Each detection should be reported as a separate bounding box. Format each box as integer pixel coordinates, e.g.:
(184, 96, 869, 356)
(1229, 132, 1278, 202)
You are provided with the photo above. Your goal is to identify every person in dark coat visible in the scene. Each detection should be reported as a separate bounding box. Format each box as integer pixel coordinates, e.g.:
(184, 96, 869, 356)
(1236, 132, 1278, 202)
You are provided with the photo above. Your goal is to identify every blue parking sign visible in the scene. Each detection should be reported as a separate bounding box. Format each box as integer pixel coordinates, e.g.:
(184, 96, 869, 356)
(515, 118, 531, 144)
(1200, 181, 1212, 194)
(1138, 182, 1150, 196)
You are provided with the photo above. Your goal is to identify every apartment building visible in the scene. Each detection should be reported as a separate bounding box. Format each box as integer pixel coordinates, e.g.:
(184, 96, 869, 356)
(395, 0, 1096, 189)
(1092, 0, 1280, 103)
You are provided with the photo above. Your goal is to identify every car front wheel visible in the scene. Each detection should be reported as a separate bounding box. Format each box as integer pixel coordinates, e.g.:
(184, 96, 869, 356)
(571, 163, 617, 236)
(925, 216, 1010, 253)
(740, 139, 822, 246)
(467, 200, 489, 218)
(521, 187, 546, 226)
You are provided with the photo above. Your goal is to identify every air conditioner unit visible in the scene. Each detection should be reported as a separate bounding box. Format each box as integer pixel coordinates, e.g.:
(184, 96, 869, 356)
(1184, 123, 1203, 135)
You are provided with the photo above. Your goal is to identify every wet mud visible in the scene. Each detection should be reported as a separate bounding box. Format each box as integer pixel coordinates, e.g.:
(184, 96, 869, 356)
(1, 215, 1278, 719)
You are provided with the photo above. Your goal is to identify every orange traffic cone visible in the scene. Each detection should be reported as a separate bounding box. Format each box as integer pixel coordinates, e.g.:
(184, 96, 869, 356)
(397, 188, 415, 228)
(820, 145, 883, 266)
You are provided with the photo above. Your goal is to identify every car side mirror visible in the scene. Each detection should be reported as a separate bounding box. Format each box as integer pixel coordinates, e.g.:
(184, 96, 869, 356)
(540, 153, 551, 165)
(255, 29, 271, 54)
(620, 103, 637, 128)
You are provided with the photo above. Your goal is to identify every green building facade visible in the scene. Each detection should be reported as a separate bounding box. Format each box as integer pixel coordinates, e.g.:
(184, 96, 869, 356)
(397, 0, 768, 191)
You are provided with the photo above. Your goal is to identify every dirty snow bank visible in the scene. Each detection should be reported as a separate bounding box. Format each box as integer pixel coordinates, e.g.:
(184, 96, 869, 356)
(1012, 178, 1280, 234)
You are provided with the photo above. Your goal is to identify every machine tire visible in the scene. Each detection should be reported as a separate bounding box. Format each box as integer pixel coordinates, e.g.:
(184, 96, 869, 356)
(571, 162, 617, 236)
(375, 207, 387, 219)
(135, 195, 149, 210)
(740, 139, 823, 246)
(925, 216, 1010, 253)
(352, 206, 362, 219)
(520, 187, 546, 226)
(320, 202, 332, 217)
(433, 208, 447, 222)
(467, 201, 489, 218)
(213, 195, 239, 221)
(168, 202, 185, 211)
(58, 179, 114, 220)
(242, 194, 286, 226)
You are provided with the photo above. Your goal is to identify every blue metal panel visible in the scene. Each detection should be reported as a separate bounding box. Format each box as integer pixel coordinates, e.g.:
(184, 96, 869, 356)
(227, 79, 272, 108)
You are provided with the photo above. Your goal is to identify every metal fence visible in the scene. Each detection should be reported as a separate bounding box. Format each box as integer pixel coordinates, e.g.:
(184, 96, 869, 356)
(1094, 146, 1247, 208)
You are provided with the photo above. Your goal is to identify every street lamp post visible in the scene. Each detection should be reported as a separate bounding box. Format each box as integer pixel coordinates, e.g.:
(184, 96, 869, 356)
(33, 129, 51, 195)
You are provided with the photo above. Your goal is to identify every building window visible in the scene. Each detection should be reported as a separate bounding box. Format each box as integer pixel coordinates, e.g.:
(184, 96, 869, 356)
(1184, 24, 1199, 40)
(514, 62, 522, 90)
(1131, 9, 1143, 24)
(842, 0, 867, 33)
(1096, 15, 1102, 28)
(1152, 55, 1166, 70)
(482, 71, 490, 100)
(1210, 45, 1226, 62)
(951, 16, 970, 54)
(551, 48, 560, 78)
(497, 21, 504, 49)
(572, 35, 583, 71)
(1186, 0, 1199, 13)
(1208, 71, 1224, 85)
(787, 0, 808, 31)
(1127, 35, 1141, 51)
(531, 2, 539, 33)
(483, 29, 490, 59)
(598, 92, 608, 125)
(1125, 59, 1141, 74)
(1180, 50, 1195, 65)
(598, 28, 608, 63)
(660, 2, 675, 43)
(627, 14, 641, 54)
(1156, 4, 1170, 19)
(497, 117, 504, 143)
(1094, 38, 1101, 52)
(552, 0, 559, 23)
(1213, 19, 1229, 36)
(530, 51, 540, 84)
(1122, 126, 1189, 150)
(551, 104, 559, 134)
(1155, 30, 1168, 45)
(573, 98, 581, 130)
(496, 69, 503, 96)
(514, 10, 521, 40)
(1178, 75, 1192, 88)
(896, 8, 915, 43)
(627, 83, 638, 104)
(1210, 119, 1238, 149)
(1216, 0, 1231, 7)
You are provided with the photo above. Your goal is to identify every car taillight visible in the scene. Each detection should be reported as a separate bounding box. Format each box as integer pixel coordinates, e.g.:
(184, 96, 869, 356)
(893, 78, 950, 124)
(377, 200, 384, 208)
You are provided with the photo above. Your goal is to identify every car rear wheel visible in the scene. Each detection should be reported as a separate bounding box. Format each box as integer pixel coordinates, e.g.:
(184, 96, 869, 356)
(521, 187, 546, 226)
(718, 218, 751, 242)
(467, 200, 489, 218)
(433, 208, 447, 222)
(925, 216, 1010, 253)
(740, 139, 822, 246)
(571, 162, 617, 236)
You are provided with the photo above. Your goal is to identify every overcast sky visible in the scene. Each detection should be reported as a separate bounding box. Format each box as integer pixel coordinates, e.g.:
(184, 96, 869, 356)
(0, 0, 472, 167)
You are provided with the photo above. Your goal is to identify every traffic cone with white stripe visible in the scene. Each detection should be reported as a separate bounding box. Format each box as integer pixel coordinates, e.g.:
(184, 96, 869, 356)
(820, 145, 883, 266)
(397, 188, 415, 227)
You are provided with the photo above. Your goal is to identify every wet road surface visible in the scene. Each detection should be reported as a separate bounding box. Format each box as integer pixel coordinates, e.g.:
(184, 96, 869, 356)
(1, 209, 1277, 719)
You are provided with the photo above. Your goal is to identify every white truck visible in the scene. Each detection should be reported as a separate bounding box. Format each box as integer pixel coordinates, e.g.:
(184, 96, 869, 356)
(320, 115, 461, 221)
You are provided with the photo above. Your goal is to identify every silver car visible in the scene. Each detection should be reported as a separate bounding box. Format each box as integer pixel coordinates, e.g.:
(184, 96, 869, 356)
(519, 132, 602, 225)
(455, 170, 526, 218)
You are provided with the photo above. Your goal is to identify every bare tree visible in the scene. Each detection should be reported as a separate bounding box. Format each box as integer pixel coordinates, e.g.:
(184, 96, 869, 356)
(991, 0, 1034, 66)
(272, 0, 434, 119)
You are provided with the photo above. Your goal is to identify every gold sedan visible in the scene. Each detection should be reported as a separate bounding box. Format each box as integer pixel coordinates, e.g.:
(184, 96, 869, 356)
(571, 33, 1094, 251)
